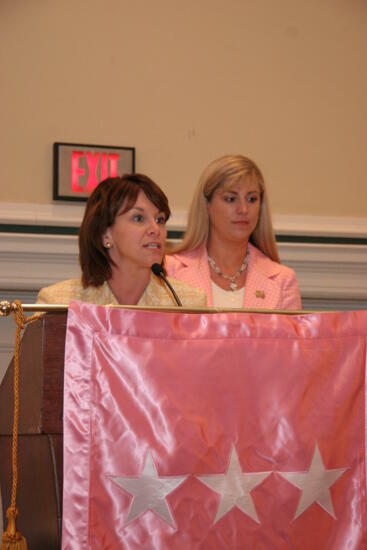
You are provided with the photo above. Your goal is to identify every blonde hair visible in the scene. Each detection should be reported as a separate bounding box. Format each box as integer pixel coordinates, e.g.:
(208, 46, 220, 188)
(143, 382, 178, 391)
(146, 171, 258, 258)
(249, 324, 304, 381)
(171, 155, 280, 262)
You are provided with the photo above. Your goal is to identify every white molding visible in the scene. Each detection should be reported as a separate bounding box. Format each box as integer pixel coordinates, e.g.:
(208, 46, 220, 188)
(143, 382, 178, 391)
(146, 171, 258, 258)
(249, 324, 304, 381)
(0, 233, 79, 290)
(273, 214, 367, 238)
(278, 242, 367, 299)
(0, 202, 366, 303)
(0, 201, 85, 227)
(0, 201, 187, 232)
(0, 233, 366, 383)
(168, 211, 187, 231)
(1, 202, 367, 238)
(0, 290, 38, 384)
(0, 232, 366, 301)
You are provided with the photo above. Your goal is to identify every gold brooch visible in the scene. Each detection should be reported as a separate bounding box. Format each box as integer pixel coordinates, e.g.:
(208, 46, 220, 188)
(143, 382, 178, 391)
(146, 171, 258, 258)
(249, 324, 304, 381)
(255, 290, 265, 299)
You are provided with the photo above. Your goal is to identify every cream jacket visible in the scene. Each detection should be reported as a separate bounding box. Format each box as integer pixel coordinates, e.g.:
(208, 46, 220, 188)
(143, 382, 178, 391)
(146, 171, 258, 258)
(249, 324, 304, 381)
(37, 274, 207, 308)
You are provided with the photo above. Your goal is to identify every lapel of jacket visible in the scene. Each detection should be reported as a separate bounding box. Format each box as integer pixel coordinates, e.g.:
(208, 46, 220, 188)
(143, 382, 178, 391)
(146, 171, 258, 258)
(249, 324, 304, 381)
(139, 275, 169, 306)
(243, 244, 281, 309)
(87, 281, 119, 305)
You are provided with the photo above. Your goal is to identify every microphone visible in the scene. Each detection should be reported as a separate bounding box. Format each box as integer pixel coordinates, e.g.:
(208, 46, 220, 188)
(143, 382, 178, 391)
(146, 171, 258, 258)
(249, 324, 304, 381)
(151, 263, 183, 307)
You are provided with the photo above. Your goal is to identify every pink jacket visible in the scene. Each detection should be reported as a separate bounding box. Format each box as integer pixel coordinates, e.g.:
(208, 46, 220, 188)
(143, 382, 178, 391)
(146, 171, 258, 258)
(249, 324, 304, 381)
(165, 243, 302, 310)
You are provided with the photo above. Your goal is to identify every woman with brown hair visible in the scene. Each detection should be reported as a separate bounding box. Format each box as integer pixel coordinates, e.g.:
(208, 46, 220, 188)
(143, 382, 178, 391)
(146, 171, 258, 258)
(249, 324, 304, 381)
(166, 155, 301, 309)
(37, 174, 206, 307)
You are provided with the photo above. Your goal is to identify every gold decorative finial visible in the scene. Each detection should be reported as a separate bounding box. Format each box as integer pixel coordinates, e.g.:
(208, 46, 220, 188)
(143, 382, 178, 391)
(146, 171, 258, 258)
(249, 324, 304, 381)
(0, 300, 16, 317)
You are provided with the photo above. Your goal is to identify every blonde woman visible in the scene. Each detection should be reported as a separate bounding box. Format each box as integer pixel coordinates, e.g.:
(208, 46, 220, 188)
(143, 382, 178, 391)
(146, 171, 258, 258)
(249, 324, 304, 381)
(166, 155, 301, 309)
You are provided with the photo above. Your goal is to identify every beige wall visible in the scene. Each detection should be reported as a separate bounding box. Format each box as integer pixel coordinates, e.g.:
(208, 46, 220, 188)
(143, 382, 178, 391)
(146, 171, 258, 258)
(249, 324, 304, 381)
(0, 0, 366, 217)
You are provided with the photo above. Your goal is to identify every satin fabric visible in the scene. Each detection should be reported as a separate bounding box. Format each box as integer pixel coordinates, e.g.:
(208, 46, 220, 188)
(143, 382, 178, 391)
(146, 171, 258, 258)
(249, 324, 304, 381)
(62, 303, 367, 549)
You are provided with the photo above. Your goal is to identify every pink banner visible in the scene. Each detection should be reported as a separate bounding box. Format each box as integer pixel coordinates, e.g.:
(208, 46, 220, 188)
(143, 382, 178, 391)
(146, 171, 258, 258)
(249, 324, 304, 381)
(62, 303, 367, 549)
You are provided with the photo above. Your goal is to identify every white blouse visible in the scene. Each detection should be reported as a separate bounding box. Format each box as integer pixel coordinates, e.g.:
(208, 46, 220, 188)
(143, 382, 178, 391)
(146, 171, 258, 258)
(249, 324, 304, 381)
(211, 281, 245, 308)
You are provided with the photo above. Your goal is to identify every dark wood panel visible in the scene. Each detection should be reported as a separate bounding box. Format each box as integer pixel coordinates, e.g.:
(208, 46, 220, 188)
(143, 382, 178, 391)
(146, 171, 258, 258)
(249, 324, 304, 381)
(42, 315, 67, 434)
(0, 318, 43, 434)
(0, 313, 67, 435)
(0, 434, 61, 549)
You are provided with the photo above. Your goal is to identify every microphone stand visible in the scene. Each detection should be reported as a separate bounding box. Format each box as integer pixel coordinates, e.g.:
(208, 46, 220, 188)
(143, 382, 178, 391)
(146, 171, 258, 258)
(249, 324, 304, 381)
(151, 264, 183, 307)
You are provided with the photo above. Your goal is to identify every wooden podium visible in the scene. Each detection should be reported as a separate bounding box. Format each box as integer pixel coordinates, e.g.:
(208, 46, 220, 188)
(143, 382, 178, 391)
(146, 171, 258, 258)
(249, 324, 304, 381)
(0, 313, 67, 550)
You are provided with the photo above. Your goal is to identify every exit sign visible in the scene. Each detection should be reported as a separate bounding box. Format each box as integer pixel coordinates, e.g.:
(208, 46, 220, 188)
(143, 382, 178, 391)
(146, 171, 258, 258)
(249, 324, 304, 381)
(53, 142, 135, 201)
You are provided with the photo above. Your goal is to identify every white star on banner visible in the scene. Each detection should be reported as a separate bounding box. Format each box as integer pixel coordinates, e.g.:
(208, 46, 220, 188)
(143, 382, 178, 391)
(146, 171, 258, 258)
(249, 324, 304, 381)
(110, 451, 188, 527)
(279, 444, 347, 519)
(196, 446, 271, 524)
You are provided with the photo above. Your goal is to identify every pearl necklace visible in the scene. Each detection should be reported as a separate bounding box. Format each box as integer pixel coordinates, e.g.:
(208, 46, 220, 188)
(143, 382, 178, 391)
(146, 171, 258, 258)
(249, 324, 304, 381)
(207, 251, 249, 291)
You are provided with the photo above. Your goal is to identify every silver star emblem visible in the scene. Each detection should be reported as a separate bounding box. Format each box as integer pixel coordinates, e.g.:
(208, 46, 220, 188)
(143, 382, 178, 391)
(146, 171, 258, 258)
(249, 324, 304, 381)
(279, 444, 347, 519)
(196, 446, 271, 524)
(110, 451, 187, 527)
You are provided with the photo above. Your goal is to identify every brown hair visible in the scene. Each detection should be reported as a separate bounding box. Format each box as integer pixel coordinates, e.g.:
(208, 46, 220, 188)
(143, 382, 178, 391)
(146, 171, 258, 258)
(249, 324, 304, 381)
(79, 174, 171, 287)
(171, 155, 279, 262)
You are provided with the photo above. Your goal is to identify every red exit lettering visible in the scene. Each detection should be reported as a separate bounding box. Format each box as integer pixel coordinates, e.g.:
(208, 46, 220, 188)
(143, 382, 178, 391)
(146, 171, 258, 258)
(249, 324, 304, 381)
(71, 151, 119, 193)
